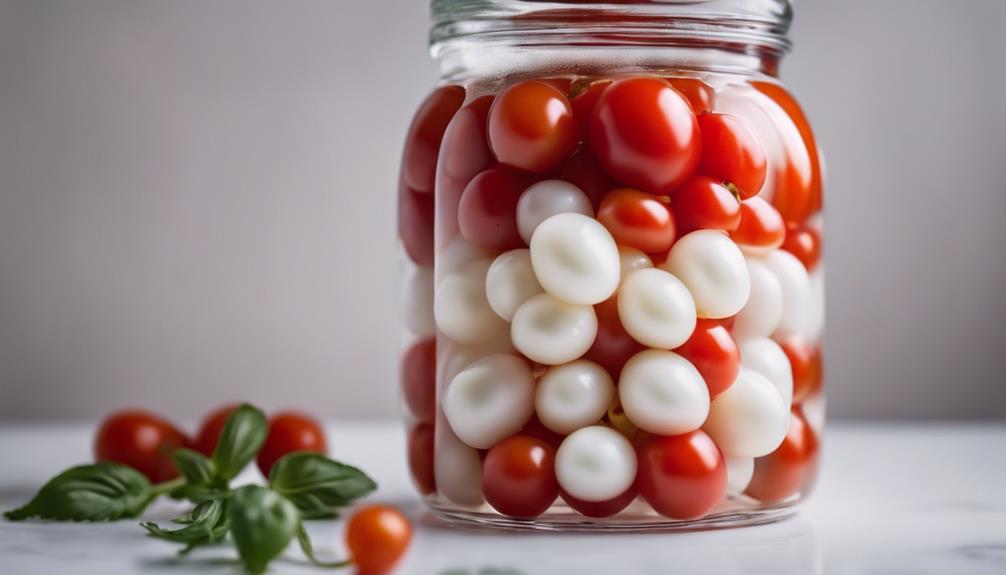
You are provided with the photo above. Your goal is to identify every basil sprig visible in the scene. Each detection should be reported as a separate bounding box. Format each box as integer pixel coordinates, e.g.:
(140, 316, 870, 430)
(229, 485, 300, 574)
(269, 453, 376, 519)
(3, 462, 154, 522)
(141, 498, 230, 553)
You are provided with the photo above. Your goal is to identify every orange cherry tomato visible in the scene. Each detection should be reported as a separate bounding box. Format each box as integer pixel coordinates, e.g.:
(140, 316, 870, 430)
(256, 412, 328, 477)
(193, 403, 240, 456)
(596, 188, 677, 253)
(346, 505, 413, 575)
(675, 318, 740, 399)
(781, 223, 822, 271)
(481, 435, 559, 518)
(636, 430, 727, 520)
(667, 77, 715, 115)
(488, 81, 578, 173)
(697, 112, 767, 199)
(672, 176, 742, 233)
(731, 196, 785, 251)
(401, 337, 436, 424)
(401, 86, 465, 194)
(457, 166, 529, 251)
(745, 408, 819, 503)
(561, 485, 637, 518)
(407, 423, 436, 495)
(778, 337, 823, 404)
(583, 297, 645, 378)
(94, 410, 191, 483)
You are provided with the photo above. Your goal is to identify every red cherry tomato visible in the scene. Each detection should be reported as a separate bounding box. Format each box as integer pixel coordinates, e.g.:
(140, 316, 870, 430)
(94, 410, 191, 483)
(193, 404, 239, 456)
(778, 337, 823, 404)
(401, 86, 465, 194)
(731, 196, 785, 251)
(555, 147, 617, 208)
(407, 423, 436, 495)
(401, 337, 436, 424)
(256, 412, 328, 477)
(346, 505, 413, 575)
(745, 408, 819, 503)
(437, 96, 495, 240)
(590, 77, 701, 194)
(398, 181, 435, 265)
(540, 77, 573, 95)
(697, 113, 768, 199)
(596, 188, 677, 253)
(675, 319, 740, 399)
(571, 79, 612, 141)
(518, 415, 565, 446)
(481, 435, 559, 518)
(584, 297, 645, 378)
(672, 176, 742, 233)
(781, 223, 822, 271)
(636, 430, 727, 520)
(561, 486, 637, 518)
(488, 81, 578, 173)
(667, 77, 715, 115)
(457, 166, 529, 251)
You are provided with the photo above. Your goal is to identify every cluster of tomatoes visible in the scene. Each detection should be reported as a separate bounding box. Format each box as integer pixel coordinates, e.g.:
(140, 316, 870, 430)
(398, 74, 823, 521)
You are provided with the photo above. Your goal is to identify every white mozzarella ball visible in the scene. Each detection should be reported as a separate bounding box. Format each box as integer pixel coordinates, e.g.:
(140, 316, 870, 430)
(802, 266, 826, 343)
(618, 246, 653, 280)
(434, 419, 485, 506)
(732, 257, 783, 339)
(617, 268, 697, 349)
(801, 392, 826, 437)
(434, 258, 508, 345)
(438, 331, 516, 386)
(511, 293, 597, 365)
(738, 337, 793, 408)
(401, 263, 435, 335)
(556, 426, 637, 502)
(443, 354, 535, 449)
(762, 250, 811, 338)
(516, 180, 594, 244)
(703, 368, 789, 458)
(618, 350, 710, 435)
(530, 213, 620, 305)
(484, 249, 544, 322)
(662, 230, 750, 319)
(535, 360, 615, 435)
(726, 457, 755, 495)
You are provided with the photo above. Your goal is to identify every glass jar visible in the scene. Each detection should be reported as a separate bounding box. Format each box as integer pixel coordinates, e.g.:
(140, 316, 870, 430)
(398, 0, 824, 531)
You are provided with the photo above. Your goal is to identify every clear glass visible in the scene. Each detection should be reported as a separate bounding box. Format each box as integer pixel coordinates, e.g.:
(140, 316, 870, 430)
(399, 0, 824, 531)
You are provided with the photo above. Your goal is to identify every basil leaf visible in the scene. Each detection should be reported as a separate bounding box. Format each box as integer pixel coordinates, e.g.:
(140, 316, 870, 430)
(4, 463, 153, 522)
(172, 448, 215, 486)
(141, 499, 230, 554)
(296, 523, 350, 568)
(268, 453, 377, 519)
(228, 485, 299, 574)
(211, 404, 267, 481)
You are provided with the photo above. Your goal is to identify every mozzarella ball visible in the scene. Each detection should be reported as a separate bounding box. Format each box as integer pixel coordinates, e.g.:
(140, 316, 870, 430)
(801, 392, 826, 437)
(434, 258, 508, 345)
(535, 360, 615, 435)
(556, 426, 637, 502)
(617, 268, 697, 349)
(802, 266, 826, 343)
(703, 368, 789, 458)
(662, 230, 750, 319)
(738, 337, 793, 407)
(438, 330, 516, 386)
(618, 246, 653, 280)
(434, 419, 485, 506)
(516, 179, 594, 244)
(511, 293, 597, 365)
(485, 249, 544, 322)
(618, 350, 710, 435)
(530, 213, 620, 305)
(726, 457, 755, 495)
(762, 250, 811, 338)
(439, 235, 489, 276)
(732, 257, 783, 339)
(443, 354, 535, 449)
(402, 263, 434, 335)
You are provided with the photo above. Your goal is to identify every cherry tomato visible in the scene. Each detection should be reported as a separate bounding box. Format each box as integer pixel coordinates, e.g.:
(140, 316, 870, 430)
(555, 147, 617, 208)
(584, 297, 645, 378)
(781, 223, 822, 271)
(346, 505, 413, 575)
(675, 318, 740, 399)
(596, 188, 677, 253)
(745, 408, 819, 503)
(561, 485, 637, 518)
(540, 77, 573, 95)
(481, 434, 559, 518)
(437, 96, 495, 240)
(731, 196, 785, 251)
(401, 86, 465, 194)
(457, 166, 529, 251)
(488, 81, 578, 173)
(697, 113, 767, 199)
(193, 404, 239, 456)
(570, 79, 612, 141)
(636, 430, 727, 520)
(94, 410, 191, 483)
(518, 415, 565, 446)
(398, 181, 435, 265)
(590, 77, 700, 194)
(407, 423, 436, 495)
(667, 77, 715, 114)
(256, 412, 328, 477)
(672, 176, 742, 233)
(778, 337, 823, 404)
(401, 337, 436, 424)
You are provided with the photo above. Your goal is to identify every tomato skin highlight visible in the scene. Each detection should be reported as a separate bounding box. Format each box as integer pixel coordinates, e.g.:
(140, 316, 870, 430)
(481, 434, 560, 518)
(596, 188, 677, 253)
(731, 196, 786, 251)
(697, 113, 768, 199)
(94, 410, 191, 483)
(745, 408, 819, 503)
(672, 176, 742, 233)
(675, 318, 740, 399)
(781, 223, 822, 271)
(401, 337, 436, 424)
(561, 486, 637, 518)
(457, 166, 529, 251)
(256, 412, 328, 477)
(636, 430, 727, 520)
(488, 81, 578, 173)
(407, 423, 436, 495)
(401, 86, 465, 194)
(193, 404, 240, 456)
(346, 505, 413, 575)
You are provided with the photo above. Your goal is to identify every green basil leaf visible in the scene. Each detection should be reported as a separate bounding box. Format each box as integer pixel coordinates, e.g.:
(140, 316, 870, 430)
(211, 404, 267, 481)
(228, 485, 299, 574)
(4, 463, 153, 522)
(268, 453, 377, 519)
(141, 498, 230, 554)
(296, 523, 351, 568)
(172, 448, 216, 486)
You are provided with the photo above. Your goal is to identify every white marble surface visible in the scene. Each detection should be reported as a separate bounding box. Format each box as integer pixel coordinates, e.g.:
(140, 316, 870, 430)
(0, 421, 1003, 574)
